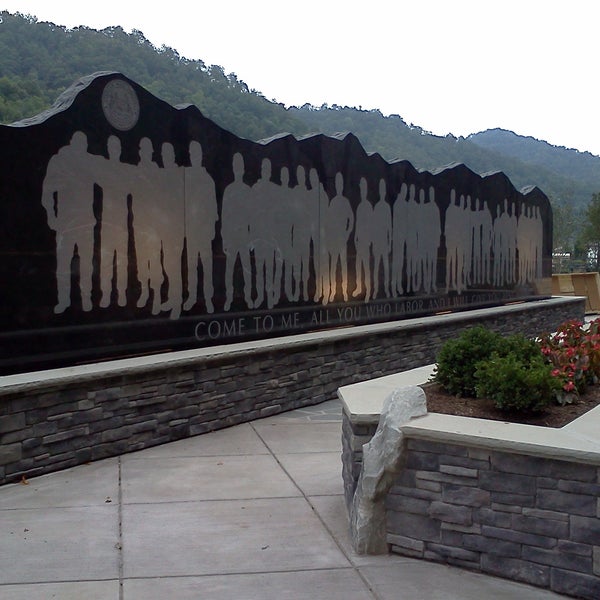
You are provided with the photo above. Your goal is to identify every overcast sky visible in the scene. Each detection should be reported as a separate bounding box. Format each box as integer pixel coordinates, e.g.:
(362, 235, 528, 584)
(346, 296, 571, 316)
(3, 0, 600, 156)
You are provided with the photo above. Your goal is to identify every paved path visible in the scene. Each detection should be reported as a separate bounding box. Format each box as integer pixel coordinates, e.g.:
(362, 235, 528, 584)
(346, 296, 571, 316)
(0, 399, 565, 599)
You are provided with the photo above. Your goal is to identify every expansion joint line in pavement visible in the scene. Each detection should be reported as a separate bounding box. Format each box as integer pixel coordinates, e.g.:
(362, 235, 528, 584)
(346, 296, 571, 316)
(118, 457, 124, 600)
(248, 421, 382, 600)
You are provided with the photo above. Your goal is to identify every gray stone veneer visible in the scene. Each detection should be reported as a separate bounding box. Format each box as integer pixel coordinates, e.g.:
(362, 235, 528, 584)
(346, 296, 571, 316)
(0, 296, 584, 485)
(386, 441, 600, 600)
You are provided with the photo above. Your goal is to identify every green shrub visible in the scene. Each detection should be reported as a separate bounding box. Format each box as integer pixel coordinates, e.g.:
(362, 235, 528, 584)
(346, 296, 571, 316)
(433, 326, 503, 396)
(474, 352, 561, 412)
(495, 334, 542, 363)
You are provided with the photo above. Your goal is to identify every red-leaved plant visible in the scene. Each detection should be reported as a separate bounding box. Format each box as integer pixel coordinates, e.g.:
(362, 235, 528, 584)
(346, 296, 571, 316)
(538, 318, 600, 405)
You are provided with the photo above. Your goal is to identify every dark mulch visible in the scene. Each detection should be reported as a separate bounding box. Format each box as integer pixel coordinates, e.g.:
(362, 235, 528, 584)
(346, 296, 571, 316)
(421, 382, 600, 428)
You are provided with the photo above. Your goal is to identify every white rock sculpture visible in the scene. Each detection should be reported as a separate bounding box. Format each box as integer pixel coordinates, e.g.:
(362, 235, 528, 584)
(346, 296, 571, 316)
(350, 386, 427, 553)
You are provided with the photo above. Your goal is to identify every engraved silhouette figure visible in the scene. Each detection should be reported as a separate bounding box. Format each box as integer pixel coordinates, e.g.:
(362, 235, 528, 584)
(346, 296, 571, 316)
(98, 135, 131, 309)
(133, 137, 164, 316)
(532, 206, 543, 280)
(158, 142, 185, 318)
(307, 168, 325, 301)
(445, 190, 470, 293)
(504, 200, 518, 285)
(517, 204, 543, 284)
(250, 158, 285, 309)
(353, 177, 374, 300)
(493, 199, 517, 287)
(392, 182, 409, 295)
(287, 166, 320, 302)
(371, 179, 392, 298)
(41, 131, 95, 313)
(271, 166, 293, 307)
(323, 173, 354, 303)
(472, 198, 493, 286)
(222, 153, 253, 311)
(183, 141, 218, 313)
(420, 186, 440, 294)
(405, 184, 422, 293)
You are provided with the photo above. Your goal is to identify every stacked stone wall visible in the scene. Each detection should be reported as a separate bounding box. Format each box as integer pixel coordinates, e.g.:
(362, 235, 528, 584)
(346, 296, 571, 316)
(386, 439, 600, 599)
(0, 297, 584, 485)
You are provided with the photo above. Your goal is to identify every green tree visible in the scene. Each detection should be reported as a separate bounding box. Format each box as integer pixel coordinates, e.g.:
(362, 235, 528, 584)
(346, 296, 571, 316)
(579, 193, 600, 271)
(552, 199, 575, 254)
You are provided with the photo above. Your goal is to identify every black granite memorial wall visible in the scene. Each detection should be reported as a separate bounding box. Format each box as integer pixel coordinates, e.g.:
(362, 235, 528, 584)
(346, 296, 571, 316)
(0, 72, 553, 374)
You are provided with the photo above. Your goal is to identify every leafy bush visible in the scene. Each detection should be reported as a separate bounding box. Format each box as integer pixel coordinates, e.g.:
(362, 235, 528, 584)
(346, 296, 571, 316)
(474, 352, 560, 412)
(434, 327, 560, 412)
(497, 333, 543, 363)
(433, 326, 502, 396)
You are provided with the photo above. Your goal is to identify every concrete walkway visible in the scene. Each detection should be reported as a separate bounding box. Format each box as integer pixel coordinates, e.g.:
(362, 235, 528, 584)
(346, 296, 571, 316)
(0, 399, 565, 599)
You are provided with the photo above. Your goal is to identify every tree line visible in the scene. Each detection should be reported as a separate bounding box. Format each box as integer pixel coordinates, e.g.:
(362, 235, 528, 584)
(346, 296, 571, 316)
(1, 10, 599, 271)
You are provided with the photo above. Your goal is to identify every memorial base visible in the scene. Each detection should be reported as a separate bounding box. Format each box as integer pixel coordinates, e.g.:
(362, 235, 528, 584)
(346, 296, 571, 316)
(0, 296, 584, 486)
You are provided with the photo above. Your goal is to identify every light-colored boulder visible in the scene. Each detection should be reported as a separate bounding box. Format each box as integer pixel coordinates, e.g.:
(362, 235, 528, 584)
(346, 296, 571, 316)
(350, 386, 427, 553)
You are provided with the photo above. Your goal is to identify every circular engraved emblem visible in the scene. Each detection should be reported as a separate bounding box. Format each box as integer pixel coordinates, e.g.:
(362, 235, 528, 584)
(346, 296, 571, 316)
(101, 79, 140, 131)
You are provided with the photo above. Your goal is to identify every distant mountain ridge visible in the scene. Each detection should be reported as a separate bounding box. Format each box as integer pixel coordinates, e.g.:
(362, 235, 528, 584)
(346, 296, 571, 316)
(289, 106, 596, 208)
(469, 128, 600, 203)
(0, 10, 597, 212)
(470, 128, 600, 176)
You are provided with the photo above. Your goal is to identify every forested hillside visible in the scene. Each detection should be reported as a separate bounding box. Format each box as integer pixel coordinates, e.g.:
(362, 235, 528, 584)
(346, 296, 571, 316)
(0, 11, 308, 140)
(1, 10, 598, 254)
(470, 129, 600, 185)
(470, 129, 600, 207)
(291, 105, 593, 209)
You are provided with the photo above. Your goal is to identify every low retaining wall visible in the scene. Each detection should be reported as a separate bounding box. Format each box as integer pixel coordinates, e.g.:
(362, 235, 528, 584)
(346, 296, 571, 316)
(340, 358, 600, 600)
(0, 296, 584, 485)
(388, 436, 600, 599)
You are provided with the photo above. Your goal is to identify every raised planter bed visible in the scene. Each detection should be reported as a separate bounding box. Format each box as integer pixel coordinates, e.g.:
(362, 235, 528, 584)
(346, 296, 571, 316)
(340, 365, 600, 600)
